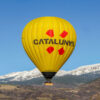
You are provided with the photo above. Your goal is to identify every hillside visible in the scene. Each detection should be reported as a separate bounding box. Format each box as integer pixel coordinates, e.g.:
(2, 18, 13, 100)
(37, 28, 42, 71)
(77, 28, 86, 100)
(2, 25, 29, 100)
(0, 78, 100, 100)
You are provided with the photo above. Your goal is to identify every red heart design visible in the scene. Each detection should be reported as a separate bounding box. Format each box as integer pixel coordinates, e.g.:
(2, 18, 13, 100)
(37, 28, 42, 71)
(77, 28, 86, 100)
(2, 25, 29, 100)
(47, 47, 54, 54)
(46, 29, 54, 37)
(60, 31, 68, 38)
(58, 48, 64, 55)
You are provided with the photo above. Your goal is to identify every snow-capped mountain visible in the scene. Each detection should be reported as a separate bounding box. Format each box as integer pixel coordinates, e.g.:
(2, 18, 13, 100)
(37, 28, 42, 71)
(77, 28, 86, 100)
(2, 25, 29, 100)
(0, 68, 67, 82)
(66, 63, 100, 75)
(0, 63, 100, 83)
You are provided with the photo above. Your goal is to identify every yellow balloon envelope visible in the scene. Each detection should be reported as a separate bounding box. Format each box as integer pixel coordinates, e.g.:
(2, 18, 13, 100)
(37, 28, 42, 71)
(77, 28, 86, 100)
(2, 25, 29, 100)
(22, 17, 77, 83)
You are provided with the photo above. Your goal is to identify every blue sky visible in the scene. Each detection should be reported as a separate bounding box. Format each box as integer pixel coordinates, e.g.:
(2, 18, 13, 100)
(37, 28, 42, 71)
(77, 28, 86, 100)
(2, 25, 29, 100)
(0, 0, 100, 75)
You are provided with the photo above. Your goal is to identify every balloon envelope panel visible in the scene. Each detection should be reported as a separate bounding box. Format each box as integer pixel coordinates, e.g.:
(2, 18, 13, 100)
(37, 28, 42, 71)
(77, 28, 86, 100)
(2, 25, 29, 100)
(22, 17, 77, 73)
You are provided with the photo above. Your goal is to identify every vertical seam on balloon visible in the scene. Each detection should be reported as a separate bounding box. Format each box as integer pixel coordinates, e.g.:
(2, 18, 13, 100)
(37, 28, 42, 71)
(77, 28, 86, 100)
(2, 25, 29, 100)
(35, 21, 42, 67)
(58, 19, 65, 69)
(35, 18, 46, 69)
(26, 23, 39, 66)
(55, 19, 65, 70)
(42, 18, 48, 71)
(50, 18, 55, 71)
(46, 18, 51, 71)
(25, 24, 33, 64)
(43, 17, 48, 70)
(41, 17, 47, 71)
(62, 22, 71, 67)
(29, 24, 38, 64)
(73, 27, 77, 46)
(24, 25, 34, 65)
(22, 31, 30, 62)
(53, 17, 60, 71)
(54, 18, 61, 71)
(70, 25, 76, 57)
(63, 22, 73, 68)
(38, 18, 45, 71)
(59, 19, 66, 70)
(33, 22, 42, 67)
(22, 31, 27, 57)
(30, 22, 40, 66)
(66, 25, 75, 64)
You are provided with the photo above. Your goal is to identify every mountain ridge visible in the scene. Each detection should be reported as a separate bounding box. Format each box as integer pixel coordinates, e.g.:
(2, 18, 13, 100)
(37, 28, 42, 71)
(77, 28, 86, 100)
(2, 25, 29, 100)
(0, 63, 100, 82)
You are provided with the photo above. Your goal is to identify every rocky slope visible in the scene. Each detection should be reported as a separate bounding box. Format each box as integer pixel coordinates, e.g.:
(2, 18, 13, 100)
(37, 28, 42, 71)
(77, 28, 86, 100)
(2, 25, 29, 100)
(0, 78, 100, 100)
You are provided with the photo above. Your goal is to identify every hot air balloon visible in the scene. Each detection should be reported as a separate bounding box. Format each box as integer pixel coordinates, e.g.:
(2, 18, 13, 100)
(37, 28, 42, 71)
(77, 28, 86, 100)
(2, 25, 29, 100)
(22, 17, 77, 86)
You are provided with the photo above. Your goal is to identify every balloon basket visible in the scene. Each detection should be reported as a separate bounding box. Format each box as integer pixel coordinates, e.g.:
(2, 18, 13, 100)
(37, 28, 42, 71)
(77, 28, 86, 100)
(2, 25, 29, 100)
(44, 81, 54, 86)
